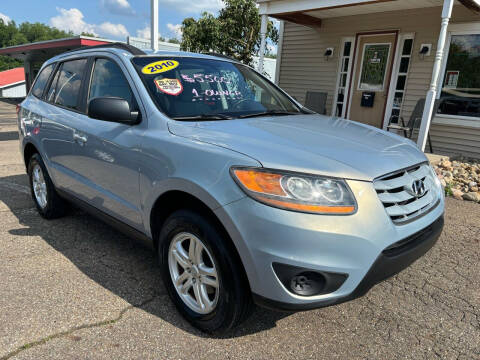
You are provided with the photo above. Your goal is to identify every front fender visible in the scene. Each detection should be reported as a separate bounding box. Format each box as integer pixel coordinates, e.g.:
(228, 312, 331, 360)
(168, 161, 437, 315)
(138, 130, 261, 238)
(142, 177, 238, 238)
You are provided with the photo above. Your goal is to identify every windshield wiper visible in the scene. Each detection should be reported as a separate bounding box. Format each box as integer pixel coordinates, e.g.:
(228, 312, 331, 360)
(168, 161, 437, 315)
(172, 114, 234, 121)
(238, 110, 302, 119)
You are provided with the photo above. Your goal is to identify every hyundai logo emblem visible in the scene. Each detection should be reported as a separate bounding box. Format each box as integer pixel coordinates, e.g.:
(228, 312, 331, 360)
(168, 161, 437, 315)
(410, 179, 426, 198)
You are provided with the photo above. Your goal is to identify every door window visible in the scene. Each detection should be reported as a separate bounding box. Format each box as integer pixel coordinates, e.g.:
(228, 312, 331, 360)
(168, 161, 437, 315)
(52, 59, 88, 111)
(88, 58, 134, 108)
(358, 44, 391, 91)
(31, 64, 55, 99)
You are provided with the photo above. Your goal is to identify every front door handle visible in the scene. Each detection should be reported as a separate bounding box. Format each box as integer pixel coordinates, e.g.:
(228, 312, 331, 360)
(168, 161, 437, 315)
(73, 132, 87, 145)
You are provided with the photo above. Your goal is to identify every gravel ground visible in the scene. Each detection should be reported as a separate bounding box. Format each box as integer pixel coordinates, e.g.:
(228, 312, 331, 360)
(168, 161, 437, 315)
(0, 101, 478, 359)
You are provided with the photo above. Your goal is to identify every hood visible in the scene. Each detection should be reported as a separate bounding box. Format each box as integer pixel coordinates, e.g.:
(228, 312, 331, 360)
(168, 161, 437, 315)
(168, 114, 428, 181)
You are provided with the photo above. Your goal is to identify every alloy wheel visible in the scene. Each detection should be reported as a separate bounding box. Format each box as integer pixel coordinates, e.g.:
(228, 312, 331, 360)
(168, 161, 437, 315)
(32, 164, 47, 208)
(168, 232, 220, 314)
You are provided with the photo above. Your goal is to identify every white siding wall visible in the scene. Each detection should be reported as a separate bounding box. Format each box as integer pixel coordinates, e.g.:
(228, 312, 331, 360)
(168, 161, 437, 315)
(0, 83, 26, 98)
(278, 5, 480, 158)
(252, 57, 277, 81)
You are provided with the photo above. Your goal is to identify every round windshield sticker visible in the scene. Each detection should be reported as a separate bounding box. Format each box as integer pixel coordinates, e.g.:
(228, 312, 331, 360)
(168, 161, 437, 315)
(154, 78, 184, 96)
(141, 60, 179, 74)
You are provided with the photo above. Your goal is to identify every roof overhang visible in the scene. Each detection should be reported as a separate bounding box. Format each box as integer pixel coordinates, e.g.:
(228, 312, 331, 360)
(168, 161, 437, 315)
(0, 80, 26, 89)
(258, 0, 480, 28)
(0, 36, 114, 63)
(458, 0, 480, 13)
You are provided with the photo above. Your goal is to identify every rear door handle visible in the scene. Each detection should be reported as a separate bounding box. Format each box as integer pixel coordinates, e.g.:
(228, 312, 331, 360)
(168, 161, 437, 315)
(73, 132, 87, 145)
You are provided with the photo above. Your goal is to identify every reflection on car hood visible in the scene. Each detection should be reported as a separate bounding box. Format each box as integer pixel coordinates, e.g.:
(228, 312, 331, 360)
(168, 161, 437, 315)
(168, 114, 428, 181)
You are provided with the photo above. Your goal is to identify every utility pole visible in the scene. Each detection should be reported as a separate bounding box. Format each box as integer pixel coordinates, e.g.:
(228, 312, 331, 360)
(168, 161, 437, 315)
(151, 0, 159, 51)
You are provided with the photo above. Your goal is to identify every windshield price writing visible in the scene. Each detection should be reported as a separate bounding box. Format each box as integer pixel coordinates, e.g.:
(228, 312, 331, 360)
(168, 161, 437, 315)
(191, 88, 242, 101)
(182, 74, 231, 84)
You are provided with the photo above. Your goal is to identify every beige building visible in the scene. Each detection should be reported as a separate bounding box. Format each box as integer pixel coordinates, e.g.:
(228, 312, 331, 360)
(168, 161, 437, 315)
(257, 0, 480, 159)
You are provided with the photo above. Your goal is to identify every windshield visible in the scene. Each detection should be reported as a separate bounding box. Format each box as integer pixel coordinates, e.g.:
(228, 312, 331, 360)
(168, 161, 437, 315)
(132, 56, 303, 120)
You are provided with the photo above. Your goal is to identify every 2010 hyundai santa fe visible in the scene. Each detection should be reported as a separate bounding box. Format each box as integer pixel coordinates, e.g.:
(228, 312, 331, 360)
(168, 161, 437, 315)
(17, 43, 445, 333)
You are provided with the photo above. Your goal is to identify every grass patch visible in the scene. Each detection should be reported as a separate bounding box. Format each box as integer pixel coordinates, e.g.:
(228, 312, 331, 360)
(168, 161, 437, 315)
(444, 183, 453, 197)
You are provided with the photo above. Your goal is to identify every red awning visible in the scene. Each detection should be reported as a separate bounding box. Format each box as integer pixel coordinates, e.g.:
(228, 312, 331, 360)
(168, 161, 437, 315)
(0, 36, 111, 62)
(0, 67, 25, 87)
(0, 37, 108, 56)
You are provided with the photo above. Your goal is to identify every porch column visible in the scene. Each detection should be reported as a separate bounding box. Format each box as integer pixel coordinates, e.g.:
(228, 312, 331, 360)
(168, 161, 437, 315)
(150, 0, 159, 51)
(258, 14, 268, 73)
(417, 0, 454, 151)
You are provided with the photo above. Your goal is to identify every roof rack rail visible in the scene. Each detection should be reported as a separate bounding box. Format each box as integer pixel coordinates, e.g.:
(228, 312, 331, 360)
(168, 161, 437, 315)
(61, 42, 146, 56)
(203, 52, 238, 62)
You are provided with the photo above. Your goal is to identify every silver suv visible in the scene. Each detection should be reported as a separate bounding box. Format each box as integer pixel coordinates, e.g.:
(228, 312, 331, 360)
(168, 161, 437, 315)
(18, 43, 445, 333)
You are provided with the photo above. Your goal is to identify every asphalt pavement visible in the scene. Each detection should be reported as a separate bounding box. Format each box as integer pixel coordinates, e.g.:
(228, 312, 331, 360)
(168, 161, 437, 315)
(0, 100, 478, 359)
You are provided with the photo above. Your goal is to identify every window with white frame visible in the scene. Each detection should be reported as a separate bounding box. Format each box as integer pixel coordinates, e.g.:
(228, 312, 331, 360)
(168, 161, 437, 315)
(438, 32, 480, 119)
(388, 37, 414, 123)
(334, 39, 353, 117)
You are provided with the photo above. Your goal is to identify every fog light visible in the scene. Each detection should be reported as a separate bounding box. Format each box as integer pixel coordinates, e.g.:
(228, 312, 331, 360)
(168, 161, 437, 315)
(290, 272, 326, 296)
(273, 263, 348, 297)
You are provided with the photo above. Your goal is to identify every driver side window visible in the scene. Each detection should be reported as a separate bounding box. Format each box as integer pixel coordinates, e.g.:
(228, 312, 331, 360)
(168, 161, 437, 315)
(89, 58, 134, 109)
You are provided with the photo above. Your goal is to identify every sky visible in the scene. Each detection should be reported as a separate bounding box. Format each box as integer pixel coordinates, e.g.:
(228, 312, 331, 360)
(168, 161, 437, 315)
(0, 0, 225, 42)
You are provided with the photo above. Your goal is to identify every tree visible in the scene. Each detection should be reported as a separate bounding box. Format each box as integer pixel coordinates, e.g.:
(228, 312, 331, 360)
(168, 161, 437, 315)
(0, 19, 74, 71)
(81, 32, 97, 37)
(168, 38, 181, 45)
(18, 22, 73, 43)
(181, 13, 222, 54)
(180, 0, 278, 65)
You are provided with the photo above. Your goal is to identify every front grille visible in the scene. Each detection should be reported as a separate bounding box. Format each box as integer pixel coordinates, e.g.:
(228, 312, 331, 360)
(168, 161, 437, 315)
(374, 163, 439, 225)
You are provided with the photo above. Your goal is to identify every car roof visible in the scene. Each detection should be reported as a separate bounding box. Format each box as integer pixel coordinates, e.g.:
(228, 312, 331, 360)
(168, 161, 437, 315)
(44, 43, 239, 67)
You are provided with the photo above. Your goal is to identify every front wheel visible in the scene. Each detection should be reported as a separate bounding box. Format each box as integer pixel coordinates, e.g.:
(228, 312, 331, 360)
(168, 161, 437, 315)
(158, 209, 252, 333)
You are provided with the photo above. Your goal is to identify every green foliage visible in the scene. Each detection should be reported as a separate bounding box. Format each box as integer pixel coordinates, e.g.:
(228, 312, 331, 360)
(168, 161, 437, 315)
(167, 38, 181, 44)
(0, 18, 74, 71)
(180, 0, 278, 66)
(81, 32, 97, 37)
(444, 183, 453, 197)
(17, 22, 73, 43)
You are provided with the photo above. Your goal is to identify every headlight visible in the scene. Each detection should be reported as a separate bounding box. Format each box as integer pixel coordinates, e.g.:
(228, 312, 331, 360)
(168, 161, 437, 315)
(231, 167, 357, 214)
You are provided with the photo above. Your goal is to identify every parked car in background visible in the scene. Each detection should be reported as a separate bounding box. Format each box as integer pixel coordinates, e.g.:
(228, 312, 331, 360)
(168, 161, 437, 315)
(17, 43, 445, 333)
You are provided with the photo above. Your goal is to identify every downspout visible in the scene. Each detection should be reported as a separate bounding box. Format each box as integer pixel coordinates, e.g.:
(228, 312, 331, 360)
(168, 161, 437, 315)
(275, 21, 285, 85)
(258, 14, 269, 73)
(417, 0, 454, 152)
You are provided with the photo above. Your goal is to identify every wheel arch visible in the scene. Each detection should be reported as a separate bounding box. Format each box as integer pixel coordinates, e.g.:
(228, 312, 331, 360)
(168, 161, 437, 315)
(149, 189, 252, 293)
(23, 142, 39, 169)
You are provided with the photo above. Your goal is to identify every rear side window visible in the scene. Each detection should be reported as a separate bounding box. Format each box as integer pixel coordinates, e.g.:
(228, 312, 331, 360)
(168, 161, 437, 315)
(31, 64, 55, 98)
(52, 59, 87, 111)
(46, 68, 61, 103)
(88, 58, 134, 108)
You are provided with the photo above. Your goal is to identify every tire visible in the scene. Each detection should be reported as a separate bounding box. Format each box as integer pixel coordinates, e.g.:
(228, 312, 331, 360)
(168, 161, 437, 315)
(27, 153, 67, 219)
(158, 209, 253, 333)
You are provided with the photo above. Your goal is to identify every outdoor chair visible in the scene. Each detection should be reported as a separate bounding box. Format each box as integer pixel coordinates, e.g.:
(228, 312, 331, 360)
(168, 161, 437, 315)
(387, 98, 441, 153)
(304, 91, 328, 115)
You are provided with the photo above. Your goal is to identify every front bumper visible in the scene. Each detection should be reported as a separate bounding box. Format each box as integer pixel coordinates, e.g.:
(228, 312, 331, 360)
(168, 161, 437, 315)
(253, 215, 444, 311)
(214, 179, 445, 311)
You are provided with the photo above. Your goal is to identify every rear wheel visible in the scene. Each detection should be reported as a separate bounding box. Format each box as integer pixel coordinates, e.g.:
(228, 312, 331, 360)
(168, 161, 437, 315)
(158, 209, 252, 333)
(27, 153, 67, 219)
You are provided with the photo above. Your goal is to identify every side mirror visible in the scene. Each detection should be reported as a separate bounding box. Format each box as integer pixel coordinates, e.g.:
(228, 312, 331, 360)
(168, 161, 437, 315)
(88, 97, 140, 125)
